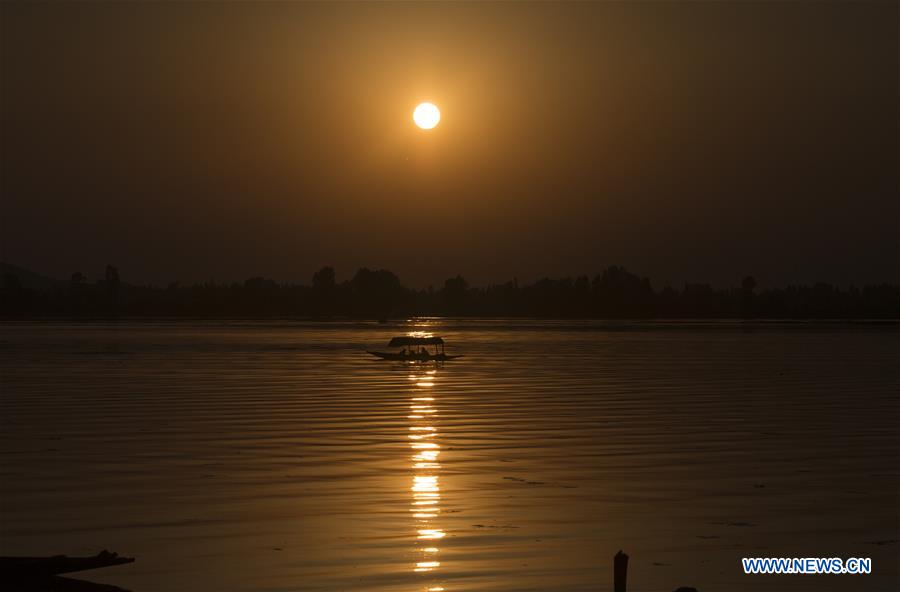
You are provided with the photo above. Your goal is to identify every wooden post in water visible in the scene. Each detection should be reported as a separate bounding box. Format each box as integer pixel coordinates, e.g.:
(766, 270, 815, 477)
(614, 549, 629, 592)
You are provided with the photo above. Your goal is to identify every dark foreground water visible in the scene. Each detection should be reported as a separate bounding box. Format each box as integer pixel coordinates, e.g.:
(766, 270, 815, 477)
(1, 320, 898, 592)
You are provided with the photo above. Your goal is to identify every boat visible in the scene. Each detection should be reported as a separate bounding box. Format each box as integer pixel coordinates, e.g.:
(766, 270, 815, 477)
(367, 336, 462, 361)
(1, 550, 134, 578)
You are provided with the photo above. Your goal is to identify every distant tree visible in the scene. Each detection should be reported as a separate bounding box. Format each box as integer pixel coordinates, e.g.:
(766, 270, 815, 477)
(1, 272, 24, 308)
(2, 262, 899, 319)
(351, 268, 403, 318)
(574, 275, 590, 293)
(658, 284, 678, 317)
(104, 264, 120, 313)
(441, 275, 469, 315)
(592, 265, 653, 317)
(573, 275, 591, 315)
(312, 266, 336, 290)
(68, 272, 86, 314)
(741, 275, 757, 294)
(105, 265, 120, 293)
(241, 277, 279, 314)
(740, 275, 757, 317)
(682, 283, 716, 317)
(443, 275, 468, 293)
(311, 266, 337, 315)
(244, 276, 276, 291)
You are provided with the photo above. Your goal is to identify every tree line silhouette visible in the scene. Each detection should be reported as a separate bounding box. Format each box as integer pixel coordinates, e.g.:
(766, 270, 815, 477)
(2, 264, 899, 319)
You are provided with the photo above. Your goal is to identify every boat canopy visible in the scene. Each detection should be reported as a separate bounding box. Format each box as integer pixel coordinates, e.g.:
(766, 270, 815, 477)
(388, 336, 444, 347)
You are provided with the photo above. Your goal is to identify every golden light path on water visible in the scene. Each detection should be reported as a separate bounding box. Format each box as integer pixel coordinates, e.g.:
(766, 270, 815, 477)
(407, 329, 445, 590)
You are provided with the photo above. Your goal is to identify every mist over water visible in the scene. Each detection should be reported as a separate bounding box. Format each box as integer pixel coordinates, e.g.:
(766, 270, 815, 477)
(1, 320, 897, 591)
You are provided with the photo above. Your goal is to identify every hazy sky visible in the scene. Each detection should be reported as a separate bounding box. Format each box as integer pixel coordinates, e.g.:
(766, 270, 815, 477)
(1, 1, 897, 288)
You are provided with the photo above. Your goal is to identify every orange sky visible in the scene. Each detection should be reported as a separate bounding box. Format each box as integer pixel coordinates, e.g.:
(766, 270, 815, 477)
(1, 1, 897, 287)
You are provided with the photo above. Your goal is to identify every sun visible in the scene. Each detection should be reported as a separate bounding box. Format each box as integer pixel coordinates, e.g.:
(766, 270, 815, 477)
(413, 102, 440, 130)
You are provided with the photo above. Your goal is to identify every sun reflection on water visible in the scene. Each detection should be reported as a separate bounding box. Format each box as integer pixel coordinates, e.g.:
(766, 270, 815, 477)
(408, 365, 446, 588)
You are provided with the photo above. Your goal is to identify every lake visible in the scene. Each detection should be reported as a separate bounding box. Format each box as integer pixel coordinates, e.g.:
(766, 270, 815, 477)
(1, 320, 897, 591)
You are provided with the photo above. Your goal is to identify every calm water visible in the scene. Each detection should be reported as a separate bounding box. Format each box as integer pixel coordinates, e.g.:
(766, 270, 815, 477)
(1, 320, 898, 592)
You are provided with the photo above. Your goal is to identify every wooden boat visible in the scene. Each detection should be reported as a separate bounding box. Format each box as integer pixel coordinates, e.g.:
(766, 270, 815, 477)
(367, 336, 462, 361)
(1, 551, 134, 578)
(367, 350, 462, 361)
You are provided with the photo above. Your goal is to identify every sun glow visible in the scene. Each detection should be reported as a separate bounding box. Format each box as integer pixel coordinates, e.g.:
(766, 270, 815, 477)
(413, 102, 441, 129)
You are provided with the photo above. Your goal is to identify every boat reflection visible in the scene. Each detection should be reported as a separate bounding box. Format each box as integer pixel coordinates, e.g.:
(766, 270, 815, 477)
(407, 365, 446, 589)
